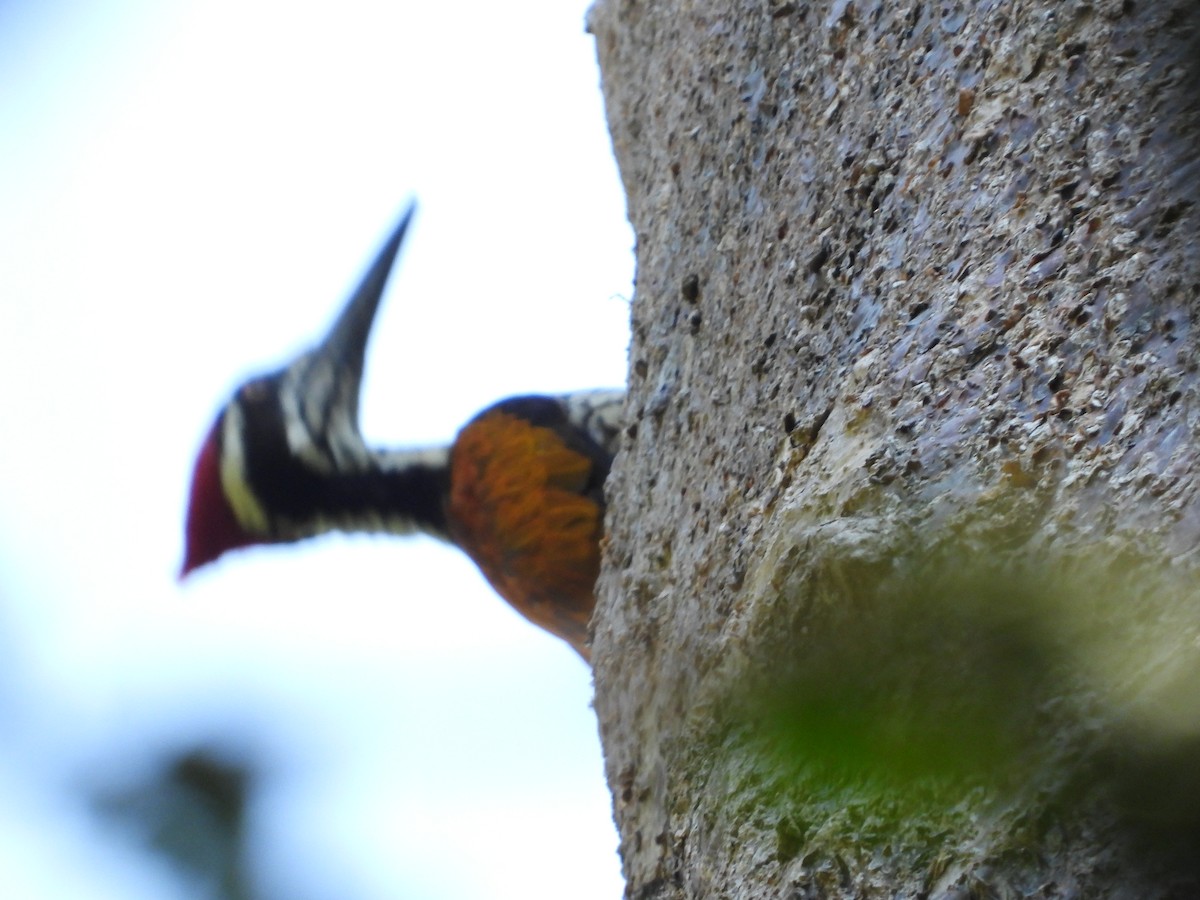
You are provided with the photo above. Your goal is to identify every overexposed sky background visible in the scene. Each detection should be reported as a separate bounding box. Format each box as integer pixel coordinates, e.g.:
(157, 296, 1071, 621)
(0, 1, 632, 897)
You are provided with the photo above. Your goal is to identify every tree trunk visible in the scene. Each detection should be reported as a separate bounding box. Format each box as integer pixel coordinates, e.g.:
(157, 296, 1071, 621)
(587, 0, 1200, 896)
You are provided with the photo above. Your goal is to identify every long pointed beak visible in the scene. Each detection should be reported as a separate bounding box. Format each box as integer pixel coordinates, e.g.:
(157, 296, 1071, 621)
(281, 203, 416, 456)
(317, 202, 416, 408)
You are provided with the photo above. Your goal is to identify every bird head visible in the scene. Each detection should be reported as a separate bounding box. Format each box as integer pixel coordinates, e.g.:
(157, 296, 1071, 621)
(180, 204, 415, 577)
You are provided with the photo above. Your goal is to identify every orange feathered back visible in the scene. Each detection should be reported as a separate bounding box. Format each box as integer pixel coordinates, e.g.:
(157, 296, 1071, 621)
(448, 409, 604, 658)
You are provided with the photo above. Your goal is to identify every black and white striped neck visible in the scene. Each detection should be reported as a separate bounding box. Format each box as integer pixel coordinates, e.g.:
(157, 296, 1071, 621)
(220, 377, 453, 545)
(270, 445, 454, 544)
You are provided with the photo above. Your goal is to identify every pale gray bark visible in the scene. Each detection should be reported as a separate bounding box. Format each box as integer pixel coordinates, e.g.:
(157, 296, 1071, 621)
(588, 1, 1200, 897)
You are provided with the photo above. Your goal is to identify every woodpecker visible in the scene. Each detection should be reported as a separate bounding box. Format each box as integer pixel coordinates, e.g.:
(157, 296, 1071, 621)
(181, 205, 623, 659)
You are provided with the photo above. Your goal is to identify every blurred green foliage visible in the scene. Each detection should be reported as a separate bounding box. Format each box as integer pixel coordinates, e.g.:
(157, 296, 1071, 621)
(712, 540, 1200, 886)
(94, 748, 256, 900)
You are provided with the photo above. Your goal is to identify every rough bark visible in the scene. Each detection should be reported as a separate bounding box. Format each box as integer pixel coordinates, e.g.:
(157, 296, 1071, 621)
(587, 1, 1200, 897)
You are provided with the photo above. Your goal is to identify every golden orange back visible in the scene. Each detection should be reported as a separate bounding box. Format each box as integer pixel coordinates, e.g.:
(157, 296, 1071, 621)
(447, 410, 604, 659)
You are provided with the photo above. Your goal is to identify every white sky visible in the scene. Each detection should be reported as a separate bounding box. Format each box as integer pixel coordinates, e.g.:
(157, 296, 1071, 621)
(0, 1, 632, 897)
